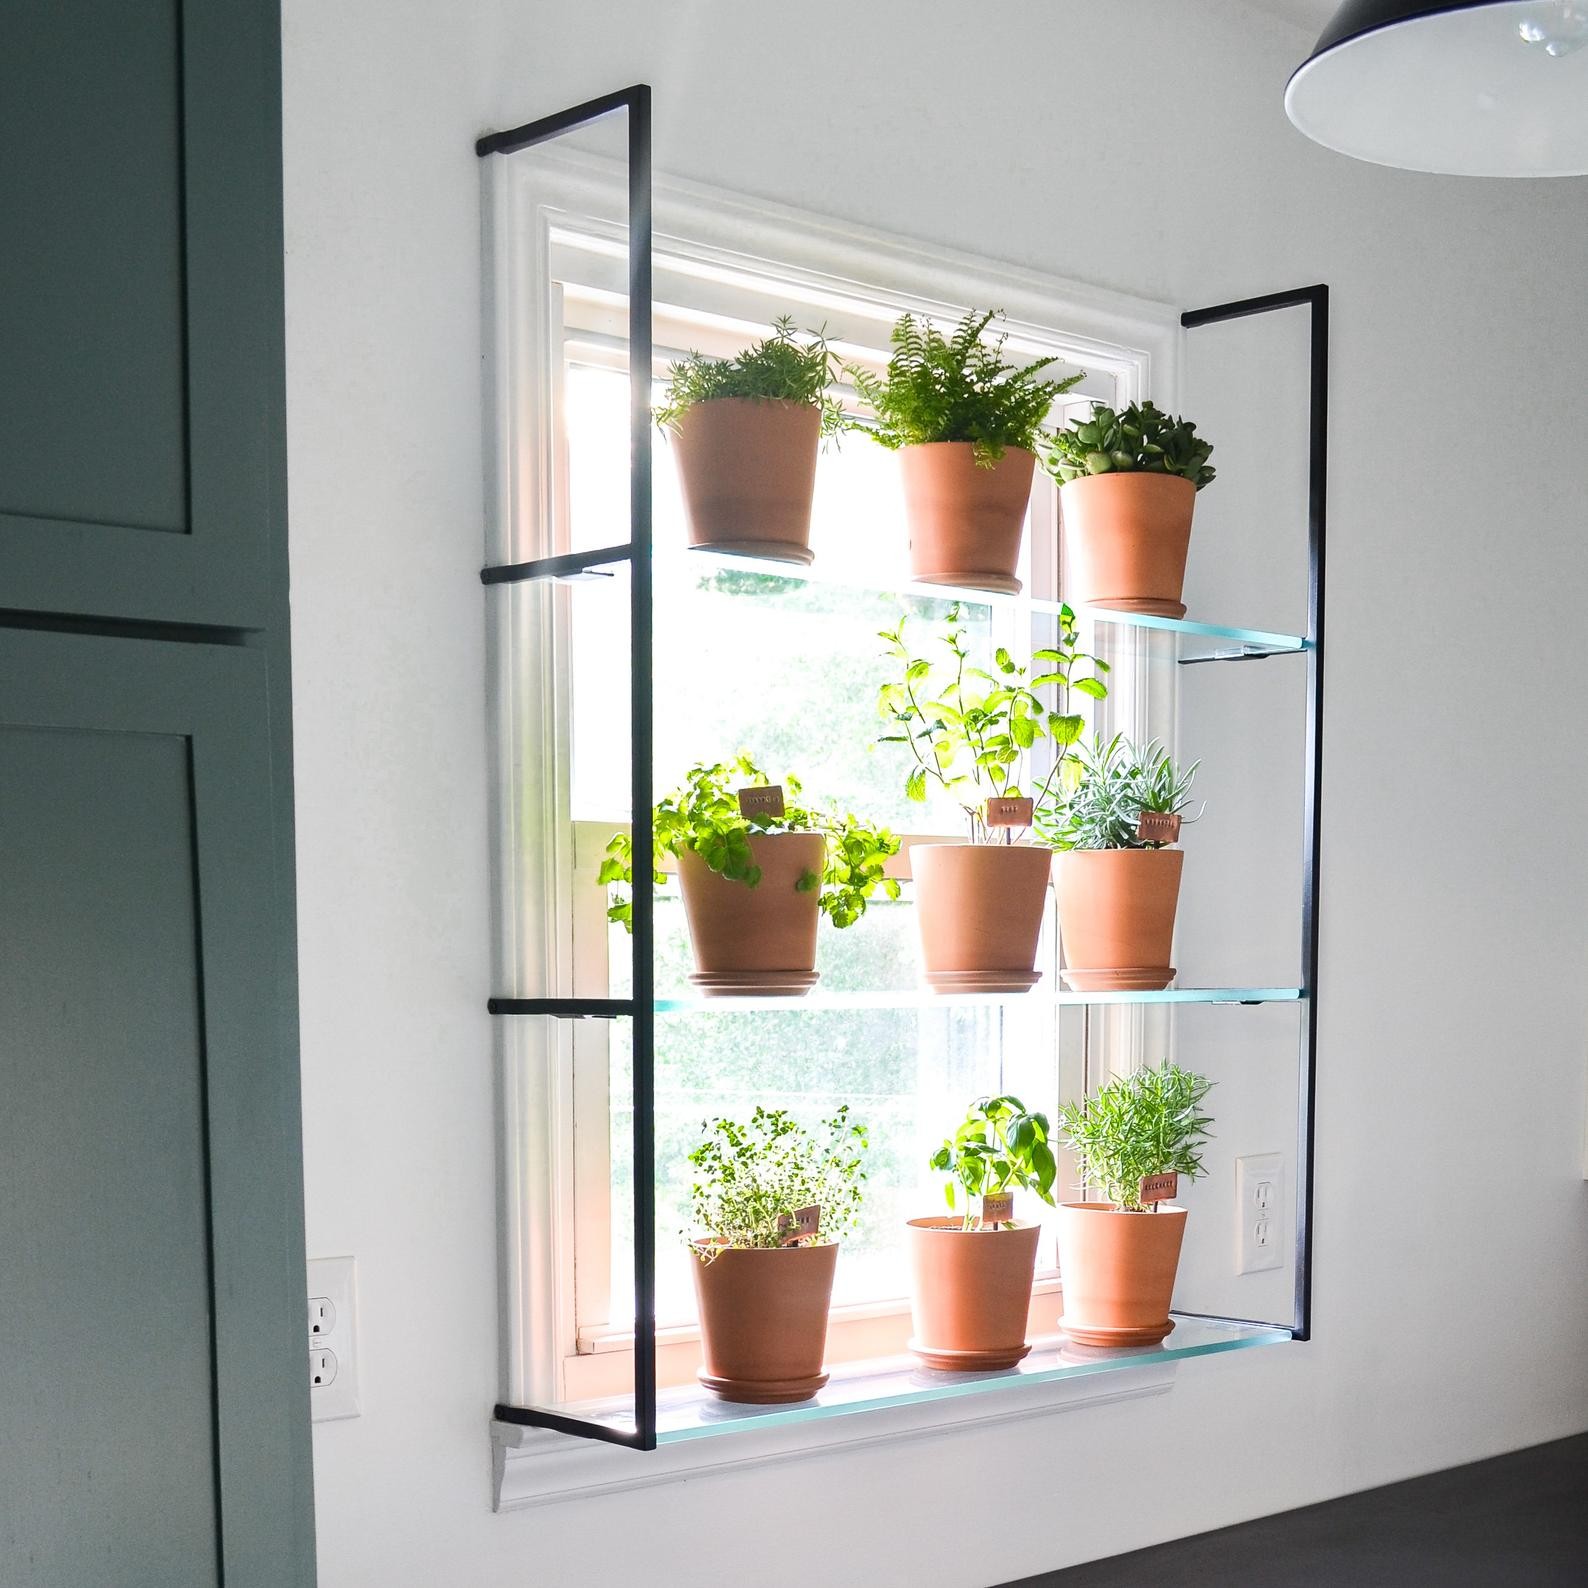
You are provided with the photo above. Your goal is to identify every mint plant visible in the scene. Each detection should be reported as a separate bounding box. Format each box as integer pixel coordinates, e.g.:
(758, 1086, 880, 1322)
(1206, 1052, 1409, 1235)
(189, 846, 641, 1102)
(1041, 400, 1215, 489)
(600, 755, 900, 930)
(1056, 1062, 1214, 1212)
(655, 316, 846, 438)
(849, 310, 1084, 466)
(877, 604, 1108, 841)
(688, 1105, 869, 1250)
(929, 1095, 1058, 1230)
(1036, 735, 1200, 851)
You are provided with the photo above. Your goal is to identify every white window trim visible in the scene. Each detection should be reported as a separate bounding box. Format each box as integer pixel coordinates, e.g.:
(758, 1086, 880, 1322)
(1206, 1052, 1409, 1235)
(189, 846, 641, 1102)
(483, 145, 1188, 1483)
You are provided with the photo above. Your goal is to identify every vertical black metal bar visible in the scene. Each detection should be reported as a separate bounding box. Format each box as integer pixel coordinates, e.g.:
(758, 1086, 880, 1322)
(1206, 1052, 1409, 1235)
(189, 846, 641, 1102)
(1182, 285, 1326, 1343)
(1293, 286, 1328, 1341)
(626, 86, 658, 1449)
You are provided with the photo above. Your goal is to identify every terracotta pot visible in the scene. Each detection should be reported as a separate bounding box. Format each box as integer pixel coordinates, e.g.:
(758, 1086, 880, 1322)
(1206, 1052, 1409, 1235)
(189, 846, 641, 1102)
(910, 842, 1051, 994)
(1056, 1202, 1187, 1347)
(906, 1217, 1042, 1370)
(691, 1239, 838, 1402)
(1060, 472, 1196, 617)
(672, 397, 821, 565)
(1054, 847, 1183, 992)
(676, 831, 824, 996)
(899, 442, 1036, 595)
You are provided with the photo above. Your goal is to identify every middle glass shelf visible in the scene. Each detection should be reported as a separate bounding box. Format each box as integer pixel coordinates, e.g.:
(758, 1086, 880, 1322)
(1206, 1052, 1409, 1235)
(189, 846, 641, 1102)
(652, 985, 1302, 1013)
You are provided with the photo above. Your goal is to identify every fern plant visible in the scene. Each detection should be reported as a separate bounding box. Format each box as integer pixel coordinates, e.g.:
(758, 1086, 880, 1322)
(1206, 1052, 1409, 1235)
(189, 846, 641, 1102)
(654, 316, 846, 437)
(1041, 400, 1215, 489)
(1056, 1061, 1214, 1212)
(850, 310, 1084, 466)
(1036, 734, 1200, 851)
(600, 754, 900, 931)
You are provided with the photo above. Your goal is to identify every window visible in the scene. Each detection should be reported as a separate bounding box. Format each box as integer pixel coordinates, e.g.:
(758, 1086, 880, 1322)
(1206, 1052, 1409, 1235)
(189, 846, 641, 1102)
(485, 144, 1183, 1413)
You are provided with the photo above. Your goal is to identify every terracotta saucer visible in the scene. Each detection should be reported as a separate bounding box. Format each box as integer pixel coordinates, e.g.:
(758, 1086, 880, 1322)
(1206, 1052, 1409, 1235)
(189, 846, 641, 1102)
(697, 1370, 828, 1404)
(911, 568, 1023, 596)
(688, 968, 819, 998)
(1059, 965, 1176, 992)
(907, 1339, 1032, 1372)
(1059, 1316, 1177, 1348)
(1083, 596, 1187, 618)
(691, 538, 815, 566)
(921, 969, 1042, 996)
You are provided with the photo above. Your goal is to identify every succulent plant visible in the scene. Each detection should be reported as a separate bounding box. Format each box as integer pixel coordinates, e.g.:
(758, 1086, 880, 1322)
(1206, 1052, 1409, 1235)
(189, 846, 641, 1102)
(1042, 400, 1215, 490)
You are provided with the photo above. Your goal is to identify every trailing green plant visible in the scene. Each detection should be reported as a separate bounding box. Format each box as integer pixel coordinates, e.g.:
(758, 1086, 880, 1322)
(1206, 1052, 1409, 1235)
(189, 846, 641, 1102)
(877, 604, 1108, 841)
(599, 754, 900, 930)
(1036, 734, 1200, 852)
(688, 1105, 869, 1250)
(849, 309, 1084, 466)
(1041, 400, 1215, 489)
(929, 1095, 1057, 1230)
(654, 316, 847, 437)
(1055, 1061, 1214, 1212)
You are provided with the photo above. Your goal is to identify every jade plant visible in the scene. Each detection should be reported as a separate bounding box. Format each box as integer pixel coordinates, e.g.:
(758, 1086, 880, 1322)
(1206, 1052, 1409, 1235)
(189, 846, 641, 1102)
(600, 755, 900, 929)
(1041, 400, 1215, 489)
(1056, 1061, 1213, 1211)
(877, 604, 1108, 841)
(1036, 734, 1200, 851)
(849, 309, 1084, 466)
(654, 316, 847, 437)
(930, 1094, 1058, 1230)
(688, 1105, 869, 1251)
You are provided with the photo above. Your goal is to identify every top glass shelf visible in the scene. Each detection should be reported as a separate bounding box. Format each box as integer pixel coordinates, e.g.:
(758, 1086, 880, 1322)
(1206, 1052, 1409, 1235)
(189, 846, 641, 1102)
(654, 985, 1303, 1013)
(483, 543, 1311, 658)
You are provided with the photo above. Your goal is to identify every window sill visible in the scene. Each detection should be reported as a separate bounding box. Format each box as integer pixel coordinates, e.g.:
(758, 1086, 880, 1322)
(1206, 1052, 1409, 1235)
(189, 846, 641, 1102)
(495, 1316, 1291, 1509)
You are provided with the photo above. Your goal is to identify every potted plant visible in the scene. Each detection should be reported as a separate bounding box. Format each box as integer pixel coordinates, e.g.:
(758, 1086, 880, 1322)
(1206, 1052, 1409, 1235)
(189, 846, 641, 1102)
(907, 1095, 1057, 1369)
(1037, 734, 1199, 992)
(850, 310, 1083, 594)
(1041, 400, 1215, 617)
(601, 754, 900, 996)
(877, 606, 1106, 992)
(688, 1105, 868, 1403)
(1054, 1062, 1213, 1347)
(656, 317, 847, 566)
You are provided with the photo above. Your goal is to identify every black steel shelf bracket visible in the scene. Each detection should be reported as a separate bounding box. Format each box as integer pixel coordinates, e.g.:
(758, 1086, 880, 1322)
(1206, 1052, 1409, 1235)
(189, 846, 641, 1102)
(477, 83, 658, 1452)
(1182, 284, 1327, 1344)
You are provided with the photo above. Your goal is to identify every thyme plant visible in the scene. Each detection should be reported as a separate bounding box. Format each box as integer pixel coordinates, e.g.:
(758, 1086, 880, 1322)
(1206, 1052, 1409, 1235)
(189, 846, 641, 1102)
(688, 1105, 869, 1250)
(600, 755, 900, 930)
(929, 1095, 1058, 1230)
(1056, 1062, 1214, 1212)
(850, 309, 1084, 465)
(1041, 400, 1216, 489)
(654, 316, 847, 438)
(1036, 735, 1200, 851)
(877, 605, 1108, 841)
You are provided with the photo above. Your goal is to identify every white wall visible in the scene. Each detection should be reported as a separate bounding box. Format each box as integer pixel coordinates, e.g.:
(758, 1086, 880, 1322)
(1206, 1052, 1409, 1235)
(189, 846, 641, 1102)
(283, 2, 1588, 1582)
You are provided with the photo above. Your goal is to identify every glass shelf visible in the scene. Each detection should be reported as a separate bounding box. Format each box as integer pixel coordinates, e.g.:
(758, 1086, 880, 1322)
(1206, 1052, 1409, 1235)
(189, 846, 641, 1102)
(671, 545, 1310, 659)
(652, 985, 1303, 1013)
(552, 1315, 1292, 1445)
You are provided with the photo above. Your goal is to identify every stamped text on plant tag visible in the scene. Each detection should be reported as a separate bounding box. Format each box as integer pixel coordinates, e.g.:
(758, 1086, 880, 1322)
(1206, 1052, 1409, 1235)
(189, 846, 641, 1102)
(1138, 1172, 1179, 1205)
(777, 1204, 822, 1245)
(738, 784, 786, 820)
(985, 796, 1034, 829)
(980, 1191, 1016, 1226)
(1137, 810, 1182, 843)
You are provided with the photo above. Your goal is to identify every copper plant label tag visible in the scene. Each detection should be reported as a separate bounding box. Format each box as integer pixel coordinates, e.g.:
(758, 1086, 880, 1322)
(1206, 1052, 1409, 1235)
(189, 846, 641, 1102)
(985, 796, 1034, 829)
(980, 1191, 1015, 1226)
(777, 1204, 822, 1246)
(737, 784, 785, 820)
(1139, 1172, 1179, 1206)
(1137, 810, 1182, 844)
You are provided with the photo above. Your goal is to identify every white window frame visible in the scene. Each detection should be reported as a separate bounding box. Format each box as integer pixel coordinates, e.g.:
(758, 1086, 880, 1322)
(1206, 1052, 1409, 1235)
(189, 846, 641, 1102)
(483, 146, 1184, 1463)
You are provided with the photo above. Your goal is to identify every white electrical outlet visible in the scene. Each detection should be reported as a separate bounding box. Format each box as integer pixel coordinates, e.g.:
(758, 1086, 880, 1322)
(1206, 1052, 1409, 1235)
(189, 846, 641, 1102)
(307, 1257, 360, 1421)
(1236, 1153, 1284, 1275)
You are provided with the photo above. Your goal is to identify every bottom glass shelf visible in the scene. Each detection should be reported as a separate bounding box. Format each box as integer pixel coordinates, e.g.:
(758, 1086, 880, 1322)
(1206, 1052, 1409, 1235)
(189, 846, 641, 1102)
(558, 1315, 1292, 1445)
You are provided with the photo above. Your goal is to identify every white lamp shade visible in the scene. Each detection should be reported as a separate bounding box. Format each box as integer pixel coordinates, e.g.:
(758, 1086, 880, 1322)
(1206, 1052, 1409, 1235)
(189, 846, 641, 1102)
(1287, 1, 1588, 175)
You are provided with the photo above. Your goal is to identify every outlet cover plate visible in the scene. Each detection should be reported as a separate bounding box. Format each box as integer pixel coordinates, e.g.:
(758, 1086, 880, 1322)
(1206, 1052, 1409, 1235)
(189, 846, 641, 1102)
(1236, 1154, 1284, 1275)
(307, 1256, 360, 1422)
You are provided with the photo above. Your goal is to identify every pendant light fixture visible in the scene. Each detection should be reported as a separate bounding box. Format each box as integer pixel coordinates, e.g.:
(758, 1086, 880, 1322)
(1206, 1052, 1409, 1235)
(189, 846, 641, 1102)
(1286, 1, 1588, 175)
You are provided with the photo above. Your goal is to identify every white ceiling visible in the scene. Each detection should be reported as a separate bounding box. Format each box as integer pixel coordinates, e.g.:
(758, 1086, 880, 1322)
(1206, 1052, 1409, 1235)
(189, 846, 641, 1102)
(1243, 0, 1337, 35)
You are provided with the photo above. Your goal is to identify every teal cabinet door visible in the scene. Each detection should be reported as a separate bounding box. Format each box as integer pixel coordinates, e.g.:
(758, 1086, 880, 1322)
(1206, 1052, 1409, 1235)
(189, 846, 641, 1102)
(0, 629, 314, 1587)
(0, 0, 284, 628)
